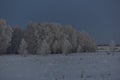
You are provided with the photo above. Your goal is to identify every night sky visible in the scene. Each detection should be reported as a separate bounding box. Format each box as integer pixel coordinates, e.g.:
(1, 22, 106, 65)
(0, 0, 120, 44)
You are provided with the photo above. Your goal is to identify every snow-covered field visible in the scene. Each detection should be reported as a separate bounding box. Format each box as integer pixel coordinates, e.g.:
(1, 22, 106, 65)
(0, 52, 120, 80)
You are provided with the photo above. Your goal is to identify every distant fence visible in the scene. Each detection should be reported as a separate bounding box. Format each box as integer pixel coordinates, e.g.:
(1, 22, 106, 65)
(97, 46, 120, 52)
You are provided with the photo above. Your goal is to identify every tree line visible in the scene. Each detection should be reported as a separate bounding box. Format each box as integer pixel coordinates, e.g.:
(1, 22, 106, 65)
(0, 19, 96, 55)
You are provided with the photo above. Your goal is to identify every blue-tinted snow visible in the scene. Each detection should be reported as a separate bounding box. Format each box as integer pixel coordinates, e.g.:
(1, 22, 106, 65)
(0, 52, 120, 80)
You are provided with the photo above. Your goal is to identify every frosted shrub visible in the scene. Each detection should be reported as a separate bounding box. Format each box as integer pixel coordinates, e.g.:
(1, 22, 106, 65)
(18, 39, 28, 55)
(109, 40, 116, 52)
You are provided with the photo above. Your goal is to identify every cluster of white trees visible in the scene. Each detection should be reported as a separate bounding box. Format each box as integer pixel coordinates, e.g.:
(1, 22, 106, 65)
(0, 19, 96, 55)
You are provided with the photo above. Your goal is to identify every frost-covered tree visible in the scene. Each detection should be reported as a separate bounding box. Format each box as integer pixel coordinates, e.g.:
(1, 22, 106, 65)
(25, 23, 63, 54)
(62, 25, 77, 52)
(62, 37, 72, 54)
(7, 26, 23, 54)
(77, 32, 96, 52)
(37, 40, 51, 55)
(0, 19, 13, 54)
(18, 39, 28, 55)
(77, 45, 82, 53)
(52, 40, 61, 54)
(25, 22, 39, 54)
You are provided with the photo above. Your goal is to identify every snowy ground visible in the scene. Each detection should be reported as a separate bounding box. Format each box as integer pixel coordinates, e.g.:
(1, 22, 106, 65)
(0, 52, 120, 80)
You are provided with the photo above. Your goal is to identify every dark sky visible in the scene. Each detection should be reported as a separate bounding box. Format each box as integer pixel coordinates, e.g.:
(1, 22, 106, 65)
(0, 0, 120, 44)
